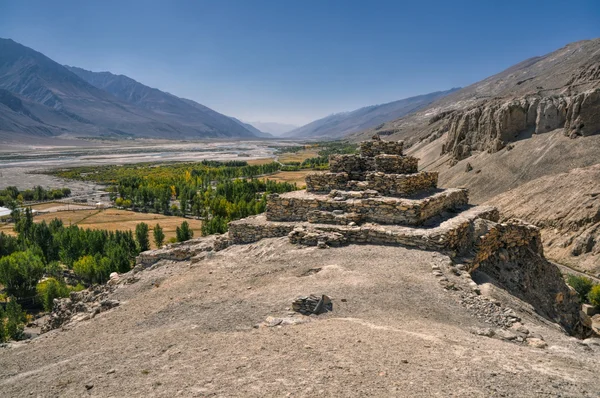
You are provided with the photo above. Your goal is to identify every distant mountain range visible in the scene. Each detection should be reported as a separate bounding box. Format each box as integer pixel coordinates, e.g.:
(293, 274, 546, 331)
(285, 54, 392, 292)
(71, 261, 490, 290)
(246, 121, 299, 136)
(0, 38, 463, 143)
(283, 88, 460, 139)
(0, 38, 260, 141)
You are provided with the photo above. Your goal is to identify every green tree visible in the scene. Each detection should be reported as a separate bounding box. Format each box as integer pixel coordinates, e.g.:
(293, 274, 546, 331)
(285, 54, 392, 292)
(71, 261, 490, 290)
(36, 278, 70, 312)
(153, 223, 165, 248)
(0, 250, 45, 298)
(0, 306, 6, 343)
(3, 299, 26, 341)
(567, 275, 594, 303)
(73, 255, 97, 284)
(588, 285, 600, 308)
(176, 221, 193, 242)
(135, 222, 150, 252)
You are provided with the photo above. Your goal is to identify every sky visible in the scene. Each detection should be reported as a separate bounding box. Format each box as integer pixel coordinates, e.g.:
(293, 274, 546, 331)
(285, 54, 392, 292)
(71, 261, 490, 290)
(1, 1, 599, 126)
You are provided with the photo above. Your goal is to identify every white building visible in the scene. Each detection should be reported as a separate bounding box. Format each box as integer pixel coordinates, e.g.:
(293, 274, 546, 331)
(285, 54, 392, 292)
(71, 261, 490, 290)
(0, 206, 11, 221)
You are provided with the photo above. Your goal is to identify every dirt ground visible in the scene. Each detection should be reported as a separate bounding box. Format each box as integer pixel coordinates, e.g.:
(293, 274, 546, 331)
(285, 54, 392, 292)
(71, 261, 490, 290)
(1, 239, 598, 397)
(0, 208, 203, 248)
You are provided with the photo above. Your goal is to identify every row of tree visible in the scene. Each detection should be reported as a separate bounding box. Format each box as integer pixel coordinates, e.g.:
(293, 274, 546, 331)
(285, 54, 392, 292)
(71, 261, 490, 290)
(50, 160, 298, 235)
(0, 185, 71, 207)
(0, 208, 195, 318)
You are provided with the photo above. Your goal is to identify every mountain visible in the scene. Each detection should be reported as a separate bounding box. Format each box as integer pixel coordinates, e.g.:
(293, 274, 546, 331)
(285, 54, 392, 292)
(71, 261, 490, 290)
(0, 38, 258, 140)
(65, 66, 257, 139)
(248, 121, 299, 136)
(228, 117, 273, 138)
(283, 88, 460, 139)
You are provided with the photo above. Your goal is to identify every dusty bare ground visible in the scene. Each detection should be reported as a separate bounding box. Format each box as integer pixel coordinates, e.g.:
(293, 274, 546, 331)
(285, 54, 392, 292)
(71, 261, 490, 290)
(484, 164, 600, 275)
(1, 238, 598, 397)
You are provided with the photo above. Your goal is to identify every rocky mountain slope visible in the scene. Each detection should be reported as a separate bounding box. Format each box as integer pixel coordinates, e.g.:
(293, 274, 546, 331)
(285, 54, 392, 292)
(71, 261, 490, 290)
(284, 88, 459, 139)
(354, 39, 600, 145)
(1, 238, 599, 397)
(488, 164, 600, 275)
(0, 38, 258, 140)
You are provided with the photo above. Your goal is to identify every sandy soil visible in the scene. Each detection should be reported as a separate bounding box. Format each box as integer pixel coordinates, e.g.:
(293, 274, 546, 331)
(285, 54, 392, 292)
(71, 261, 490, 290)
(1, 239, 598, 397)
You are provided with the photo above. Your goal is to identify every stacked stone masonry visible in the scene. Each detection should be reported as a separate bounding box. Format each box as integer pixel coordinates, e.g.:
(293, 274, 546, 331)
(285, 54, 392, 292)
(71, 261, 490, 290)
(224, 138, 550, 267)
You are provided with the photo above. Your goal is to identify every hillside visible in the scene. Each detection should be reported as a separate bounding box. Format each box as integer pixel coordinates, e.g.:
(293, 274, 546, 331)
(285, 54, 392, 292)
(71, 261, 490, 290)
(0, 38, 257, 141)
(65, 66, 258, 139)
(486, 164, 600, 275)
(1, 239, 598, 397)
(284, 88, 459, 139)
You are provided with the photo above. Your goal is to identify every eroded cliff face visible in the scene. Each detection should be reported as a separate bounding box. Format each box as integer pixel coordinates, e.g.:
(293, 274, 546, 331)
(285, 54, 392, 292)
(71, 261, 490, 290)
(439, 89, 600, 161)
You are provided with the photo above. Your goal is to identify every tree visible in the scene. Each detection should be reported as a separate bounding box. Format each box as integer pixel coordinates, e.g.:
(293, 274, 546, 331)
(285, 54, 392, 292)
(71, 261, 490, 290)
(3, 299, 26, 341)
(153, 223, 165, 248)
(36, 277, 70, 311)
(567, 275, 594, 303)
(73, 255, 97, 284)
(176, 221, 193, 242)
(0, 250, 45, 298)
(135, 222, 150, 252)
(588, 285, 600, 308)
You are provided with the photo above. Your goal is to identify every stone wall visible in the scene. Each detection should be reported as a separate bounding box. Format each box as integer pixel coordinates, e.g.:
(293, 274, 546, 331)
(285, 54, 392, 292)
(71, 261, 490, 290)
(374, 155, 419, 174)
(228, 218, 295, 244)
(359, 140, 404, 157)
(266, 189, 468, 226)
(470, 219, 584, 335)
(329, 154, 418, 175)
(306, 171, 438, 197)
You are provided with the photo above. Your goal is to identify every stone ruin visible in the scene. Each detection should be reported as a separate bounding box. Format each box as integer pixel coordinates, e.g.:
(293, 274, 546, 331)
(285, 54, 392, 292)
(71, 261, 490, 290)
(133, 137, 586, 335)
(228, 135, 501, 264)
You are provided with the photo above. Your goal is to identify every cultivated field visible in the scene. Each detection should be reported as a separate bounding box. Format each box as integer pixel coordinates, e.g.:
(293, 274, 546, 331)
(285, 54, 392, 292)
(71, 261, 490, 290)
(263, 170, 313, 187)
(0, 208, 202, 249)
(277, 148, 319, 163)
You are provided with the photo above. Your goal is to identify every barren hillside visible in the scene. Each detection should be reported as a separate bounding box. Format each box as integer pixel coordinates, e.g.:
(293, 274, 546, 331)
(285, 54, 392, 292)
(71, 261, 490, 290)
(1, 239, 599, 397)
(486, 164, 600, 275)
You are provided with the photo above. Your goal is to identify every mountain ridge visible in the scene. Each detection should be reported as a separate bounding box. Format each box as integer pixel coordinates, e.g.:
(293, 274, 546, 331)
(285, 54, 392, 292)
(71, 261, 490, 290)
(0, 38, 259, 140)
(284, 88, 460, 139)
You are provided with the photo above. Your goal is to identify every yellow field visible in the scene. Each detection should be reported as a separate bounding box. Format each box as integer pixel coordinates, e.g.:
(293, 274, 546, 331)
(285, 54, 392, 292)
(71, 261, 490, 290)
(278, 149, 319, 164)
(0, 208, 202, 249)
(245, 157, 276, 165)
(263, 170, 314, 188)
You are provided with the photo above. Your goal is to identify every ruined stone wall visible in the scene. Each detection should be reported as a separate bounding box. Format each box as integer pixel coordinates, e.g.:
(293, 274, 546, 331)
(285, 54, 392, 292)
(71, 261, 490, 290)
(359, 140, 404, 157)
(228, 220, 295, 244)
(265, 189, 468, 226)
(469, 219, 584, 335)
(306, 171, 438, 197)
(329, 154, 418, 175)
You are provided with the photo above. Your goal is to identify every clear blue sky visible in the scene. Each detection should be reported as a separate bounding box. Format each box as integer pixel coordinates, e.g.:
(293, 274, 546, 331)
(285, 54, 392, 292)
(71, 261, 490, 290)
(1, 1, 599, 125)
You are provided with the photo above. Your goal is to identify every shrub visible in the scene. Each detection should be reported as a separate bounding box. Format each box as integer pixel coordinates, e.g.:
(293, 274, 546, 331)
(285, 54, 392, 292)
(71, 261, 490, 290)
(36, 278, 70, 312)
(0, 299, 26, 342)
(567, 274, 594, 303)
(588, 285, 600, 308)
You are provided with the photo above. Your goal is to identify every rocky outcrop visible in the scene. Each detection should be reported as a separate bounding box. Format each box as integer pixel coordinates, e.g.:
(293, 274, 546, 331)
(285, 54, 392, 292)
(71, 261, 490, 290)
(440, 89, 600, 160)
